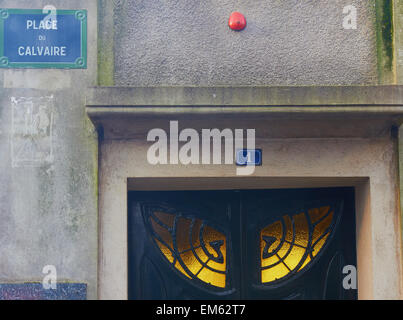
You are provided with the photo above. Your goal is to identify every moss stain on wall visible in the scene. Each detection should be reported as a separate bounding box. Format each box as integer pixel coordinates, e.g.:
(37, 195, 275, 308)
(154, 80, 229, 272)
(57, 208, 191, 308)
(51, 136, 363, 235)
(97, 0, 114, 86)
(376, 0, 396, 83)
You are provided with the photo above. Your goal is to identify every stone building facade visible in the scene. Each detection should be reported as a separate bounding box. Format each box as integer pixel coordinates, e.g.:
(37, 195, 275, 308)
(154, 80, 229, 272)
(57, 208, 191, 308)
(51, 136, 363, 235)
(0, 0, 403, 299)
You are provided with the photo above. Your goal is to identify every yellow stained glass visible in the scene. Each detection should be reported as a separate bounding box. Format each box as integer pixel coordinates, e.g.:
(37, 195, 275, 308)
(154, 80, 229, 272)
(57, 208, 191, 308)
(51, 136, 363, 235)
(312, 232, 330, 257)
(261, 254, 280, 268)
(260, 206, 336, 284)
(207, 258, 226, 272)
(262, 262, 289, 283)
(154, 211, 175, 228)
(194, 247, 209, 263)
(150, 205, 334, 288)
(261, 220, 282, 256)
(176, 217, 193, 252)
(149, 210, 227, 289)
(312, 211, 333, 244)
(151, 217, 173, 249)
(203, 226, 226, 260)
(198, 267, 226, 288)
(284, 215, 293, 242)
(277, 242, 291, 258)
(308, 206, 330, 224)
(298, 256, 311, 271)
(191, 219, 202, 247)
(283, 245, 305, 270)
(175, 261, 191, 279)
(155, 239, 174, 263)
(293, 212, 309, 248)
(179, 251, 203, 275)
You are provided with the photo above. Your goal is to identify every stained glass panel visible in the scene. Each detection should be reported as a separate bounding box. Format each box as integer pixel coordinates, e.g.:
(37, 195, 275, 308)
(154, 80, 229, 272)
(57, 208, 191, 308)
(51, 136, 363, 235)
(260, 206, 337, 284)
(145, 209, 228, 289)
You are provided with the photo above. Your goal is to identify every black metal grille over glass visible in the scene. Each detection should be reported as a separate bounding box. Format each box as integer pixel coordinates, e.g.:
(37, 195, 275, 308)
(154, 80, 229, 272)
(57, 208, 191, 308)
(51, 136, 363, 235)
(144, 205, 228, 288)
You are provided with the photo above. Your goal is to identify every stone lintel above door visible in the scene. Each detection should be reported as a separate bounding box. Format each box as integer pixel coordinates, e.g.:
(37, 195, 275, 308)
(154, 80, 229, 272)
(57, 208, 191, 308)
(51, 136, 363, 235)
(86, 86, 403, 140)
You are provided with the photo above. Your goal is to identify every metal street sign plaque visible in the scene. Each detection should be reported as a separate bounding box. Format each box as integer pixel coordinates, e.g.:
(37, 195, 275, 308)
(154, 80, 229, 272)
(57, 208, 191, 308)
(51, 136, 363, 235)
(0, 8, 87, 69)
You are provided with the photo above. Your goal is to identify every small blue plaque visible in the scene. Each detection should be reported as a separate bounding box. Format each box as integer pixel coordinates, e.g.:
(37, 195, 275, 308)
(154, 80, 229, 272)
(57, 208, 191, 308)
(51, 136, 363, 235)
(0, 8, 87, 68)
(236, 149, 262, 166)
(0, 283, 87, 300)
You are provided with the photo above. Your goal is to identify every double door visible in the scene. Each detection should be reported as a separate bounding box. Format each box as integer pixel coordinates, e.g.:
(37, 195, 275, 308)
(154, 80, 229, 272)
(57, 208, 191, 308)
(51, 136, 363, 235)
(128, 188, 357, 300)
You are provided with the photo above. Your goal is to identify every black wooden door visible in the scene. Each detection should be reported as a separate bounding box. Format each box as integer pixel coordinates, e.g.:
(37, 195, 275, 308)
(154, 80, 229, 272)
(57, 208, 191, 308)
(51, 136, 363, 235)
(128, 188, 357, 300)
(128, 190, 242, 299)
(242, 188, 357, 300)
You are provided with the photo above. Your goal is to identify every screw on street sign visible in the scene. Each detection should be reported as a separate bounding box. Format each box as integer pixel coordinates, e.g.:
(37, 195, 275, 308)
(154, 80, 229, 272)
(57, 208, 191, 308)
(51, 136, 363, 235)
(0, 8, 87, 69)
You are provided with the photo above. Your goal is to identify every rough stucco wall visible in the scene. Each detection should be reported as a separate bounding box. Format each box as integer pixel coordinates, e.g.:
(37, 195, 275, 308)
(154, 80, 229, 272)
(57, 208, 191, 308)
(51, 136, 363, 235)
(114, 0, 378, 86)
(0, 0, 98, 299)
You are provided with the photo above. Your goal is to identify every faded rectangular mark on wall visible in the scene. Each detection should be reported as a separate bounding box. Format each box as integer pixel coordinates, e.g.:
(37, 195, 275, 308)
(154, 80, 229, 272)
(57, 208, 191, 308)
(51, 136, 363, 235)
(11, 96, 54, 168)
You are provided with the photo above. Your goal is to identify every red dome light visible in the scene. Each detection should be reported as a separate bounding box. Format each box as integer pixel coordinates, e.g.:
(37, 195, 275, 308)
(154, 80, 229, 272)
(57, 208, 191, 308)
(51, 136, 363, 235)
(229, 12, 246, 31)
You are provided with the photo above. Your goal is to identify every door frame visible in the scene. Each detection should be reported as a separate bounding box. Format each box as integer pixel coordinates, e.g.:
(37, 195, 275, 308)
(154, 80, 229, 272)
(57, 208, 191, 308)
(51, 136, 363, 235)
(88, 86, 403, 300)
(99, 175, 375, 300)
